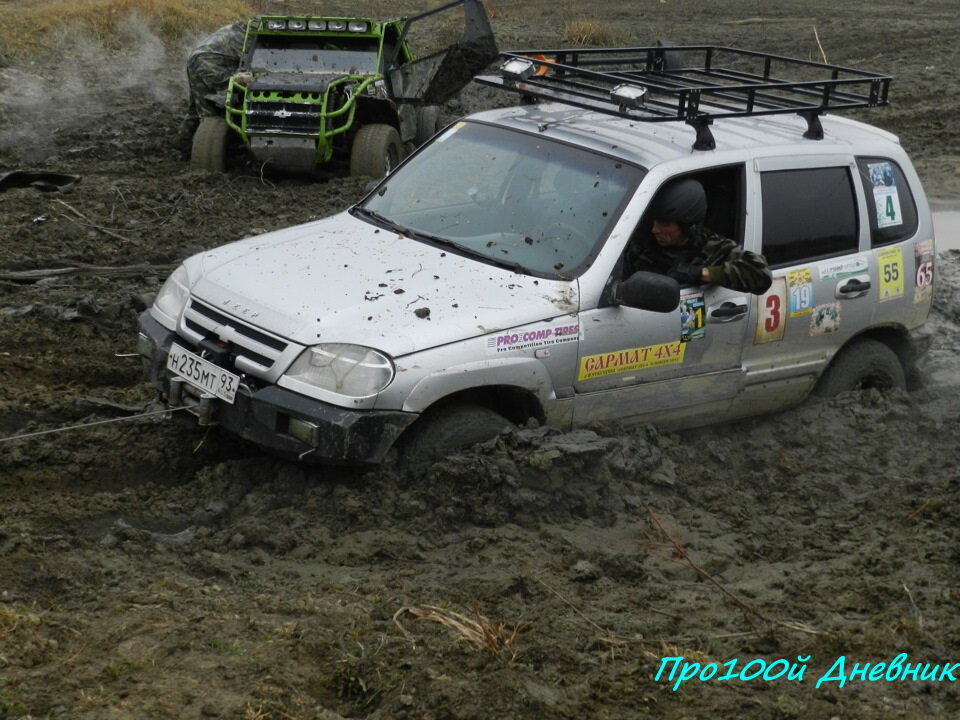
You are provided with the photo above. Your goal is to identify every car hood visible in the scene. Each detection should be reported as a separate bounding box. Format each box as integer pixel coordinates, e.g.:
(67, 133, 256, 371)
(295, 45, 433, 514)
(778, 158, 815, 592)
(189, 212, 579, 357)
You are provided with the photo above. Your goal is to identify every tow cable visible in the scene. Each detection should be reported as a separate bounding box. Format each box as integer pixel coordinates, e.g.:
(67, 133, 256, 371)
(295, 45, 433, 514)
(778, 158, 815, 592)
(0, 405, 190, 444)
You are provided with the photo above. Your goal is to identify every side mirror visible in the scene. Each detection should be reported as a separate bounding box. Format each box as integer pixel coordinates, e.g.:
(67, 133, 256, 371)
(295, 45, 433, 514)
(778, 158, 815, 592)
(615, 271, 680, 313)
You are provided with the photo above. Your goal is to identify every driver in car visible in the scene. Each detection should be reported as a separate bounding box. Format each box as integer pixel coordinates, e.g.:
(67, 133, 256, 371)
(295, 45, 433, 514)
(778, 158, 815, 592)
(630, 178, 773, 294)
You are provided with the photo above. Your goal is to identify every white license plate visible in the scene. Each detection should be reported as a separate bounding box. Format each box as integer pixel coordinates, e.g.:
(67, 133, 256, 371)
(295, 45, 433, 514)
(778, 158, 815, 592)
(166, 343, 239, 404)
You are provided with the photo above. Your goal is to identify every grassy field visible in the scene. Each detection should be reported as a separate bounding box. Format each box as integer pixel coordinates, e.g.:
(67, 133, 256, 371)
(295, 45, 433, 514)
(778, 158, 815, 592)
(0, 0, 255, 59)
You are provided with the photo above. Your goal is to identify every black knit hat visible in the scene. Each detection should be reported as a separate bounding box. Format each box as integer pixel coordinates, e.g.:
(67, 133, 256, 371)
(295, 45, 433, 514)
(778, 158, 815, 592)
(651, 178, 707, 225)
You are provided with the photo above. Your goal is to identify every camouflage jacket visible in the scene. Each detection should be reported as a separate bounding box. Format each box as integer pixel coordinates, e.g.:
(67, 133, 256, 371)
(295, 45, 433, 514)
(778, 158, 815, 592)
(632, 226, 773, 295)
(186, 21, 247, 112)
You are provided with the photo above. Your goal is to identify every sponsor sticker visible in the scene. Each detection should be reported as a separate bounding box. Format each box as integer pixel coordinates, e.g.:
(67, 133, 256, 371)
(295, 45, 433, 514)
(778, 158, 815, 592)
(876, 246, 905, 301)
(819, 256, 868, 280)
(486, 322, 580, 354)
(867, 161, 903, 228)
(809, 302, 841, 336)
(578, 341, 686, 381)
(680, 293, 706, 342)
(754, 276, 787, 345)
(914, 239, 934, 304)
(787, 268, 814, 317)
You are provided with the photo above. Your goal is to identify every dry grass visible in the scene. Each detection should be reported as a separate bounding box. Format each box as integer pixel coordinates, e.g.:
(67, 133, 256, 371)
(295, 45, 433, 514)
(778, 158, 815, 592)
(0, 0, 255, 59)
(562, 19, 614, 47)
(395, 603, 529, 661)
(480, 0, 501, 19)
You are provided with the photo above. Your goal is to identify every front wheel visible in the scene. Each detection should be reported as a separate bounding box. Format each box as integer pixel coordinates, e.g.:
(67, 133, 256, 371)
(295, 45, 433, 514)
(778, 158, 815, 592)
(813, 338, 906, 396)
(349, 123, 402, 178)
(416, 105, 440, 146)
(190, 116, 230, 173)
(401, 403, 513, 475)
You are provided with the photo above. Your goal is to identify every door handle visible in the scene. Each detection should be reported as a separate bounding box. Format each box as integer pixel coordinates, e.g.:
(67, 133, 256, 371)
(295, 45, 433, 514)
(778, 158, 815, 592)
(837, 278, 871, 297)
(710, 302, 748, 321)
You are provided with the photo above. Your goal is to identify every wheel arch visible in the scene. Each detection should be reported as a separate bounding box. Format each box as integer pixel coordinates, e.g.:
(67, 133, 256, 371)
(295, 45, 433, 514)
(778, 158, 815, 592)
(354, 97, 400, 130)
(413, 385, 545, 428)
(835, 324, 919, 375)
(813, 325, 917, 396)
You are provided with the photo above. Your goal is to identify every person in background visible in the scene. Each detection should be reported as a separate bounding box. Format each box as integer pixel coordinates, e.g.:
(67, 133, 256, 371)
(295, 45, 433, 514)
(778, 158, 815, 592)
(176, 20, 246, 153)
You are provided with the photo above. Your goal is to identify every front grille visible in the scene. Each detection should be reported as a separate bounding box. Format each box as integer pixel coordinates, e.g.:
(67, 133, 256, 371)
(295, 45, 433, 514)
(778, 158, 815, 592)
(247, 101, 321, 135)
(189, 303, 287, 351)
(180, 299, 296, 379)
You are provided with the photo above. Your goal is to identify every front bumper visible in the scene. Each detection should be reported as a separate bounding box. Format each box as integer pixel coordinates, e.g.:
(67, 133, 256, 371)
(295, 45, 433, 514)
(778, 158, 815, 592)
(137, 311, 417, 463)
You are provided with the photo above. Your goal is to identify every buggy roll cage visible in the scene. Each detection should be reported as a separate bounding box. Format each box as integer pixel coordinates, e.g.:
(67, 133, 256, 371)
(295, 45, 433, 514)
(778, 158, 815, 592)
(474, 45, 892, 150)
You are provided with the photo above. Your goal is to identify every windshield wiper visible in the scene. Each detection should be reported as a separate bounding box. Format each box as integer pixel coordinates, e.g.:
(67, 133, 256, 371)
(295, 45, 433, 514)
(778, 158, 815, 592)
(353, 207, 532, 275)
(352, 206, 413, 237)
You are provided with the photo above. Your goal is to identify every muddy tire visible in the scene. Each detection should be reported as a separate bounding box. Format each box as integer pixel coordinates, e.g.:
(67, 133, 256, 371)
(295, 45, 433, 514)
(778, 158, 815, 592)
(349, 123, 402, 178)
(416, 105, 440, 146)
(402, 403, 513, 474)
(190, 117, 230, 173)
(813, 338, 906, 396)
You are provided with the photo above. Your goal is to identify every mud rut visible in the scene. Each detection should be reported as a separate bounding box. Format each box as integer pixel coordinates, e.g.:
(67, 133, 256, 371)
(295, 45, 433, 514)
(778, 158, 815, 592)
(1, 1, 960, 718)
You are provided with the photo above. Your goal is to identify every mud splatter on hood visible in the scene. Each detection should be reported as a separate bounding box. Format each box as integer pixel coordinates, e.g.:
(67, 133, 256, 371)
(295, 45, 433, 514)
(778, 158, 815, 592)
(190, 211, 579, 356)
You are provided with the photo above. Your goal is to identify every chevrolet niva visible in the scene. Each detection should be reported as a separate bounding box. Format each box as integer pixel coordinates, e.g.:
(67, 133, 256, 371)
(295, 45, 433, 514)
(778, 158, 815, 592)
(138, 46, 934, 467)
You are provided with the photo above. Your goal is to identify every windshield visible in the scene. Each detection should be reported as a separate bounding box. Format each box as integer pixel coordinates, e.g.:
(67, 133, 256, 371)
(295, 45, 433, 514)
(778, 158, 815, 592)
(249, 36, 381, 74)
(358, 122, 644, 278)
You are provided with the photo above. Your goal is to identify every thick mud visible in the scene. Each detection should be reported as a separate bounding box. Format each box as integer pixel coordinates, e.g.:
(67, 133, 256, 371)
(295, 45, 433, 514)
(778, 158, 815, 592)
(1, 1, 959, 718)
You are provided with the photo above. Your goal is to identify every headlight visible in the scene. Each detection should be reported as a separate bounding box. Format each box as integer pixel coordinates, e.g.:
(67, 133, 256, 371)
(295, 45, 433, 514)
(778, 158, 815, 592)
(153, 264, 190, 322)
(285, 343, 394, 397)
(266, 19, 286, 30)
(308, 19, 327, 31)
(348, 21, 368, 33)
(287, 19, 307, 30)
(327, 20, 347, 31)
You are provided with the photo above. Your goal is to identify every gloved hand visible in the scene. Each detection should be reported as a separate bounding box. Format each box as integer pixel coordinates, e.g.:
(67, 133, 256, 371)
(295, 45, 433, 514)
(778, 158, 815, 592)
(668, 260, 706, 285)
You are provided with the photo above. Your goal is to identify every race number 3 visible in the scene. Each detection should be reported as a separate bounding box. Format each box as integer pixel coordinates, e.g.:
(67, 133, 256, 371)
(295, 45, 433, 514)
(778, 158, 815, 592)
(754, 277, 787, 345)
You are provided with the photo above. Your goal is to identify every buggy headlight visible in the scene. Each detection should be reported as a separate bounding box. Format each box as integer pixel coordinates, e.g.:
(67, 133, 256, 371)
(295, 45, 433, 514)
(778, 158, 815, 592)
(153, 264, 190, 323)
(348, 21, 368, 32)
(308, 20, 327, 30)
(287, 19, 307, 30)
(285, 343, 394, 397)
(327, 20, 347, 31)
(266, 19, 286, 30)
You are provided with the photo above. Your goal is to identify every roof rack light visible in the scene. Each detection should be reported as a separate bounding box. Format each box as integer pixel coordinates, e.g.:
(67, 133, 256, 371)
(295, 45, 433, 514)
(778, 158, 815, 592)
(501, 58, 535, 82)
(611, 83, 647, 109)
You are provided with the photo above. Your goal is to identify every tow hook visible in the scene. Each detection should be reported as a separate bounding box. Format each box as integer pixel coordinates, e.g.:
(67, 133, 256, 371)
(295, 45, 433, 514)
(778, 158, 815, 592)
(168, 377, 217, 425)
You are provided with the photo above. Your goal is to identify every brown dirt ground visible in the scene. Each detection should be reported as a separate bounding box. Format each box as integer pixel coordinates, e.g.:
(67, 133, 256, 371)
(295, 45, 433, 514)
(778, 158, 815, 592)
(1, 1, 959, 718)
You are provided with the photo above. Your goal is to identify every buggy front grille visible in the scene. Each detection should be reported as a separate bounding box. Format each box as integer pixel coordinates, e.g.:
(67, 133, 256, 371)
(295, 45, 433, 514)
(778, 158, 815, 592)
(247, 101, 321, 135)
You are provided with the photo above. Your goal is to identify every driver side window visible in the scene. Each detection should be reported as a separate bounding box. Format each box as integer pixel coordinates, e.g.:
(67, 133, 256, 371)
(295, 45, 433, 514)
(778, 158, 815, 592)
(623, 164, 746, 278)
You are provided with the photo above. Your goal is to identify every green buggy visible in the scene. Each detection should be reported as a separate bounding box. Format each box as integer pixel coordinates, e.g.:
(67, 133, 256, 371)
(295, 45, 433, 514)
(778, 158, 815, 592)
(191, 0, 496, 176)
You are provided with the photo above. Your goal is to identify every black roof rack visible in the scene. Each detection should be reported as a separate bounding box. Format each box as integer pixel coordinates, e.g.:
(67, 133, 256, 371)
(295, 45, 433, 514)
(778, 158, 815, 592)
(474, 45, 892, 150)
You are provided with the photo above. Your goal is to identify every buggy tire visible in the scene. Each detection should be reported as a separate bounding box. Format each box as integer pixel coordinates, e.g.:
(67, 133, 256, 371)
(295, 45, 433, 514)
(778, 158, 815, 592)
(350, 124, 402, 178)
(813, 338, 906, 397)
(191, 117, 230, 173)
(402, 403, 513, 475)
(416, 105, 440, 146)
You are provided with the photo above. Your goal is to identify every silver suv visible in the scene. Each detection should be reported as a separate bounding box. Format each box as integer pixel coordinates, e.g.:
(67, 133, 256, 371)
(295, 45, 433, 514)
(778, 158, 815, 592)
(137, 46, 934, 465)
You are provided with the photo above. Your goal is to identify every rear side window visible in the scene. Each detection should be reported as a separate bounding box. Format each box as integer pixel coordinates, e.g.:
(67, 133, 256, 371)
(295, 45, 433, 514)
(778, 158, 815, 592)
(761, 167, 858, 267)
(856, 157, 919, 247)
